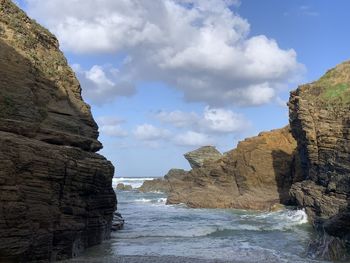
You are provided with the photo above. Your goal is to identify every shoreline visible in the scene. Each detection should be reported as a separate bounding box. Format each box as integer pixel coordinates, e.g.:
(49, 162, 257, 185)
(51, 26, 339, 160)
(64, 255, 313, 263)
(64, 255, 245, 263)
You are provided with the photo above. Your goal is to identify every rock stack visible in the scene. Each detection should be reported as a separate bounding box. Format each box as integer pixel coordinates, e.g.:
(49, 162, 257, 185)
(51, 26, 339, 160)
(140, 126, 301, 210)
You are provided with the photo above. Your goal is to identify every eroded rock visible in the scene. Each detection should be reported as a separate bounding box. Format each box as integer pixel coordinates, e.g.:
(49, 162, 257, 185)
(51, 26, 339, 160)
(184, 146, 222, 169)
(289, 60, 350, 260)
(116, 183, 133, 191)
(142, 127, 300, 210)
(0, 1, 116, 261)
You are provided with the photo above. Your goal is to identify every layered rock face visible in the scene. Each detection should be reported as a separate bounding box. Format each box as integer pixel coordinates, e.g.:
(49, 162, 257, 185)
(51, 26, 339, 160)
(0, 1, 116, 262)
(142, 127, 300, 210)
(289, 61, 350, 259)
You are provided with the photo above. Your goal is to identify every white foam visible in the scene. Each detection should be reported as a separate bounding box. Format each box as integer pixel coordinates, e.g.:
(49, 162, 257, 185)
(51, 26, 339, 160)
(134, 198, 153, 203)
(257, 209, 309, 231)
(157, 198, 167, 203)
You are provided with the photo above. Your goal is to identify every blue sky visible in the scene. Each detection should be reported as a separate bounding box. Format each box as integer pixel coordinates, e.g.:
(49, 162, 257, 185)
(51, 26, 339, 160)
(17, 0, 350, 177)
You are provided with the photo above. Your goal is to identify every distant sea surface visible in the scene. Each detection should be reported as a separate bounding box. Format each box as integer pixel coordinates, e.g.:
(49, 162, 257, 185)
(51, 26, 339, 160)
(66, 177, 327, 263)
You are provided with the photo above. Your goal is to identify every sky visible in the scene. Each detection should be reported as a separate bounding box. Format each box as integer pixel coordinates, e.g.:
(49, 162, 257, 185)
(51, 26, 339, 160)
(15, 0, 350, 178)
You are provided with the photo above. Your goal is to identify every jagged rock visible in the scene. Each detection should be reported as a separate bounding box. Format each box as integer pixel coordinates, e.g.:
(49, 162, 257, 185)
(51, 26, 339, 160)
(112, 212, 125, 231)
(0, 1, 116, 262)
(139, 169, 188, 193)
(116, 183, 133, 191)
(165, 126, 301, 210)
(139, 178, 169, 193)
(184, 146, 222, 169)
(289, 61, 350, 260)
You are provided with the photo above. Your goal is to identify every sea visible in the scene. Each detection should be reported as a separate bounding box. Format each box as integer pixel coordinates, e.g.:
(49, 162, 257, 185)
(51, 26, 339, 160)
(66, 177, 328, 263)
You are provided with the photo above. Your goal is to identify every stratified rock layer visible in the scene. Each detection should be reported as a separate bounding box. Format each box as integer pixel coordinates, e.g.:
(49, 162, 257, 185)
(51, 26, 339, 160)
(141, 127, 300, 210)
(289, 61, 350, 260)
(0, 1, 116, 262)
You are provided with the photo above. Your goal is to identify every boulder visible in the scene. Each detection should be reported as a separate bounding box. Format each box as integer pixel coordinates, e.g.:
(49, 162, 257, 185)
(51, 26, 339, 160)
(138, 169, 188, 193)
(0, 1, 116, 262)
(116, 183, 133, 191)
(289, 60, 350, 260)
(184, 146, 222, 169)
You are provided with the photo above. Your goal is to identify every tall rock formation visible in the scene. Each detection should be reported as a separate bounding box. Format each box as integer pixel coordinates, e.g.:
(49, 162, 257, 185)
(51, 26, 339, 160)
(141, 127, 301, 210)
(0, 1, 116, 262)
(167, 126, 300, 209)
(289, 61, 350, 260)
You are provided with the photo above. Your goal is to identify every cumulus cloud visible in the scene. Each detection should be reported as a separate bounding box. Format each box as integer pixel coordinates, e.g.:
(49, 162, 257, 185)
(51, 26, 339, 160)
(132, 123, 215, 147)
(96, 116, 128, 137)
(174, 131, 213, 147)
(72, 64, 135, 105)
(133, 124, 171, 141)
(156, 107, 250, 134)
(26, 0, 304, 107)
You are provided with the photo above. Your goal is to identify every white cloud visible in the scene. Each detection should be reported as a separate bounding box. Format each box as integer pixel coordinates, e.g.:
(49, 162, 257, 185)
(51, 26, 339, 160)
(155, 107, 250, 134)
(72, 64, 135, 105)
(156, 110, 199, 128)
(96, 116, 128, 137)
(299, 5, 319, 16)
(174, 131, 213, 147)
(100, 125, 128, 137)
(133, 124, 171, 141)
(26, 0, 304, 107)
(201, 107, 249, 133)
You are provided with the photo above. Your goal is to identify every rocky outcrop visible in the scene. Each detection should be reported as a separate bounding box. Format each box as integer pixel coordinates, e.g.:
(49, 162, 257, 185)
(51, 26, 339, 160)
(167, 126, 300, 210)
(138, 169, 188, 193)
(0, 1, 116, 262)
(289, 61, 350, 260)
(184, 146, 222, 169)
(139, 178, 170, 193)
(116, 183, 133, 191)
(140, 127, 300, 210)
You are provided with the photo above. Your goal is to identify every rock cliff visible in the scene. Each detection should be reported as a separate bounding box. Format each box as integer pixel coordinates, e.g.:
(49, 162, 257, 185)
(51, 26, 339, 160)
(142, 127, 301, 210)
(0, 1, 116, 262)
(289, 61, 350, 260)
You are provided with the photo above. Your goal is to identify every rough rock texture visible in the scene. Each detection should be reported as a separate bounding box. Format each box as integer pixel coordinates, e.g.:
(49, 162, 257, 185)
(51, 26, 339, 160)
(0, 1, 116, 262)
(184, 146, 222, 169)
(116, 183, 132, 191)
(289, 61, 350, 260)
(140, 127, 300, 210)
(138, 169, 188, 194)
(138, 178, 170, 193)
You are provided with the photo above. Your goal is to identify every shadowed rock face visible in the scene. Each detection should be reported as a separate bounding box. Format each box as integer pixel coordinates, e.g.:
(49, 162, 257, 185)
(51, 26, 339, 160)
(289, 61, 350, 260)
(0, 1, 116, 262)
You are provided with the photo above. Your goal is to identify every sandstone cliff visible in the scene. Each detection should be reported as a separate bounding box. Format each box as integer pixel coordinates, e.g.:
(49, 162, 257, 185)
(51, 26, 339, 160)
(289, 61, 350, 260)
(0, 1, 116, 262)
(141, 127, 301, 210)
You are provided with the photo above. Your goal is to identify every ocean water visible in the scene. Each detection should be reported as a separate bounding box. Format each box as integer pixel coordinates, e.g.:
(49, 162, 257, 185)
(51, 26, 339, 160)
(68, 178, 327, 263)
